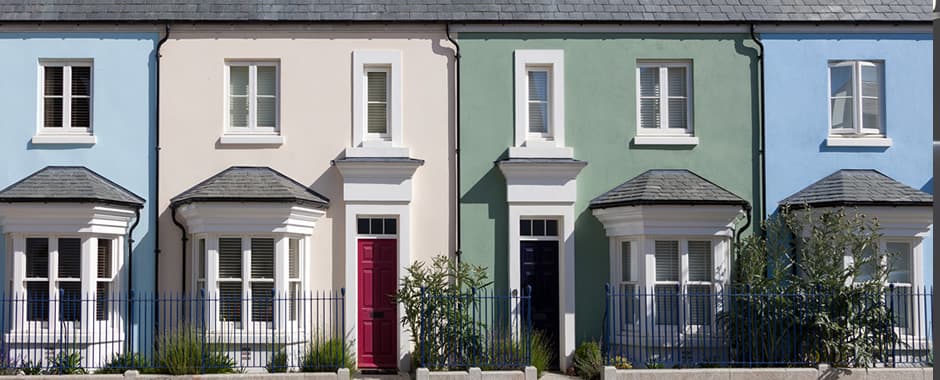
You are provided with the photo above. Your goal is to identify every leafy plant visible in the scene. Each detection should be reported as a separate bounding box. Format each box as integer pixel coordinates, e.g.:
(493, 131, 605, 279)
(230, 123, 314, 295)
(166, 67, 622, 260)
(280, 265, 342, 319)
(609, 355, 632, 370)
(573, 341, 602, 380)
(395, 255, 491, 369)
(47, 350, 86, 375)
(0, 357, 41, 376)
(530, 331, 556, 377)
(153, 326, 235, 374)
(266, 350, 288, 373)
(644, 360, 664, 369)
(96, 353, 152, 374)
(720, 206, 903, 368)
(300, 336, 356, 374)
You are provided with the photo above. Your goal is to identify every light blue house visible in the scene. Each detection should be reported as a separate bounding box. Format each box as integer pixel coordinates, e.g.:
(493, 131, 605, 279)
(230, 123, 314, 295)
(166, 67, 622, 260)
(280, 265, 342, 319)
(763, 31, 933, 338)
(0, 32, 157, 364)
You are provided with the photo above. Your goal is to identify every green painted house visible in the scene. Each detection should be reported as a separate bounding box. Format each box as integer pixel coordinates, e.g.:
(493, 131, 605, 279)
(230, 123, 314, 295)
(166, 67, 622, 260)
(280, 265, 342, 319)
(457, 30, 760, 368)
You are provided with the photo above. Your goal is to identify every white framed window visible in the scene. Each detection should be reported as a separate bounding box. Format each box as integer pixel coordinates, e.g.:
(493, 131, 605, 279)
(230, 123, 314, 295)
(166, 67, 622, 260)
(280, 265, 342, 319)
(885, 241, 913, 332)
(512, 50, 569, 157)
(616, 240, 639, 326)
(350, 51, 403, 154)
(829, 60, 884, 137)
(653, 239, 715, 327)
(636, 61, 693, 136)
(35, 60, 95, 144)
(365, 67, 391, 141)
(96, 238, 114, 321)
(520, 218, 558, 238)
(222, 61, 281, 145)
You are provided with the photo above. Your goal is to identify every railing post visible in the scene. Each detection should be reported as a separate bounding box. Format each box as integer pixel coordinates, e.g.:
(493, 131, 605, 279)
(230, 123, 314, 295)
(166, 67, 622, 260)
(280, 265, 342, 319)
(420, 286, 426, 369)
(127, 289, 135, 358)
(341, 287, 346, 371)
(604, 283, 610, 366)
(271, 288, 276, 370)
(200, 288, 207, 374)
(888, 283, 896, 368)
(526, 285, 532, 367)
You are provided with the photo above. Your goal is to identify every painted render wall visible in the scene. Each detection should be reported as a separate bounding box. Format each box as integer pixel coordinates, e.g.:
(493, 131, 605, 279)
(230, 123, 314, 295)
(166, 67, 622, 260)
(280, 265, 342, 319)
(763, 33, 934, 286)
(158, 28, 455, 294)
(458, 33, 759, 342)
(0, 32, 157, 294)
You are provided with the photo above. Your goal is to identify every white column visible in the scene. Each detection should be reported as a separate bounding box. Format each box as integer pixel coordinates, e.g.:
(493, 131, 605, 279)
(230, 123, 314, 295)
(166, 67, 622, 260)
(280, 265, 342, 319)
(274, 237, 288, 329)
(11, 235, 26, 328)
(206, 236, 219, 328)
(83, 237, 97, 331)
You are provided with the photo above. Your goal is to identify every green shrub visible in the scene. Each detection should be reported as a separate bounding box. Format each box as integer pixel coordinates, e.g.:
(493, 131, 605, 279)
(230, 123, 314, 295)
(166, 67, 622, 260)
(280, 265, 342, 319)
(300, 337, 356, 373)
(153, 326, 236, 374)
(609, 355, 632, 370)
(47, 351, 86, 375)
(266, 350, 289, 373)
(573, 341, 602, 380)
(644, 360, 664, 369)
(530, 331, 555, 377)
(19, 360, 41, 375)
(479, 337, 524, 371)
(0, 357, 40, 376)
(96, 353, 151, 374)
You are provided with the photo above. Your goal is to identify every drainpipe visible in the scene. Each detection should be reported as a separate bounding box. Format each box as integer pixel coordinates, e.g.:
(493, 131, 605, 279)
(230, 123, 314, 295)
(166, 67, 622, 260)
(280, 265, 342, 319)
(734, 204, 753, 245)
(749, 24, 767, 236)
(154, 24, 170, 298)
(171, 206, 188, 295)
(125, 207, 141, 352)
(445, 24, 462, 266)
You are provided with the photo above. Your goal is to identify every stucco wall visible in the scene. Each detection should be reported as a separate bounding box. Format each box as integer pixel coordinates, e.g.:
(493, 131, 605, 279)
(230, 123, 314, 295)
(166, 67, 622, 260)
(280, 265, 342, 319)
(763, 33, 934, 286)
(457, 33, 759, 343)
(158, 27, 455, 294)
(0, 32, 157, 293)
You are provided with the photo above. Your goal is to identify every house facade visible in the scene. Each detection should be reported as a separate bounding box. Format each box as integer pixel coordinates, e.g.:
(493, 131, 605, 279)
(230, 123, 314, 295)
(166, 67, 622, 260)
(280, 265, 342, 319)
(456, 30, 759, 368)
(0, 30, 157, 365)
(156, 25, 455, 370)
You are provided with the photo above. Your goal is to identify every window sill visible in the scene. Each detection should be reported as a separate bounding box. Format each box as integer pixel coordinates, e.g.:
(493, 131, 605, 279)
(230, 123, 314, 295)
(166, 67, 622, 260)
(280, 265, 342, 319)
(31, 134, 96, 145)
(826, 136, 892, 148)
(633, 136, 699, 146)
(219, 134, 284, 146)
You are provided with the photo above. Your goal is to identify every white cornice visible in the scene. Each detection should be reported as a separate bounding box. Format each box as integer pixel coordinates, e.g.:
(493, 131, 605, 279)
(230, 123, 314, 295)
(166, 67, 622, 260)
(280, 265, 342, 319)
(498, 160, 586, 204)
(0, 204, 137, 235)
(799, 206, 933, 238)
(592, 204, 744, 237)
(334, 159, 421, 203)
(177, 202, 325, 235)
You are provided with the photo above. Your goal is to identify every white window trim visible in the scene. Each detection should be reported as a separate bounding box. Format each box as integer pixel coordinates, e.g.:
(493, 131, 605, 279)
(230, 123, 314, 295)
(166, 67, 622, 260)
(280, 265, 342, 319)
(351, 51, 403, 155)
(635, 61, 694, 138)
(33, 60, 96, 145)
(524, 66, 553, 140)
(221, 61, 282, 146)
(511, 50, 571, 159)
(827, 60, 886, 140)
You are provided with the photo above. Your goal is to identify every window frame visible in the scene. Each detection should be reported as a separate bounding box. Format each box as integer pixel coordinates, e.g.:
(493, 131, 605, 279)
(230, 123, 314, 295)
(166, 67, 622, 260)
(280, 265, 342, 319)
(37, 60, 94, 136)
(525, 65, 553, 140)
(635, 61, 693, 136)
(512, 50, 566, 151)
(827, 60, 884, 137)
(363, 66, 392, 142)
(615, 239, 640, 327)
(651, 238, 717, 331)
(223, 61, 280, 135)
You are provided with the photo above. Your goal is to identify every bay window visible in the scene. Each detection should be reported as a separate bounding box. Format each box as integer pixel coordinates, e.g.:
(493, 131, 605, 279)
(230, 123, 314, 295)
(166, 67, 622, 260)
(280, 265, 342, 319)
(653, 239, 716, 328)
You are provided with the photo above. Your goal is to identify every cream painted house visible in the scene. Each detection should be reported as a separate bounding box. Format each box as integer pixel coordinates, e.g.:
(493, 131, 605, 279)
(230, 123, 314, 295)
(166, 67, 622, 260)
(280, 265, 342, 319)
(157, 25, 455, 371)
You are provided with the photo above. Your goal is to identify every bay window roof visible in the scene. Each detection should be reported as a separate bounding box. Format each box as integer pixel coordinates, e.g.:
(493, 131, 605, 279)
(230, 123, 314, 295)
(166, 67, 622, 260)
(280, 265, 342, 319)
(170, 166, 328, 208)
(0, 166, 144, 208)
(781, 169, 932, 209)
(590, 169, 748, 209)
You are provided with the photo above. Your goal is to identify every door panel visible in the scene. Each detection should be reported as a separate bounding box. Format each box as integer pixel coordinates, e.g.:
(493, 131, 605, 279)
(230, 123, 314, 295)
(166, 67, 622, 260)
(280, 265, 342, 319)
(358, 239, 398, 369)
(520, 240, 560, 369)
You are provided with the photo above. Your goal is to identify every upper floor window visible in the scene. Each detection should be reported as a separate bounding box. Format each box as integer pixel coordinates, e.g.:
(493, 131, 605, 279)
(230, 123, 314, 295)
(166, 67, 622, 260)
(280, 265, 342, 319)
(637, 61, 692, 135)
(511, 50, 570, 158)
(365, 67, 391, 141)
(224, 62, 280, 142)
(349, 51, 403, 156)
(829, 60, 884, 136)
(35, 61, 96, 145)
(526, 67, 552, 137)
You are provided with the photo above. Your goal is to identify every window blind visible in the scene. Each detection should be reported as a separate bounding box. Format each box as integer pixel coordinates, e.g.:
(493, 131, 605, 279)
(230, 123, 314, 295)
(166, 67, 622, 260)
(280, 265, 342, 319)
(229, 66, 250, 128)
(70, 66, 91, 129)
(667, 67, 687, 129)
(256, 66, 277, 128)
(26, 238, 49, 278)
(250, 238, 274, 279)
(251, 282, 274, 322)
(688, 284, 711, 325)
(58, 238, 82, 279)
(887, 242, 912, 284)
(688, 240, 712, 282)
(620, 241, 631, 282)
(198, 239, 207, 279)
(96, 282, 109, 321)
(43, 66, 64, 128)
(97, 239, 112, 278)
(367, 71, 388, 134)
(289, 239, 300, 279)
(219, 238, 243, 279)
(655, 240, 679, 282)
(527, 70, 549, 134)
(59, 281, 81, 322)
(638, 67, 661, 129)
(218, 282, 242, 322)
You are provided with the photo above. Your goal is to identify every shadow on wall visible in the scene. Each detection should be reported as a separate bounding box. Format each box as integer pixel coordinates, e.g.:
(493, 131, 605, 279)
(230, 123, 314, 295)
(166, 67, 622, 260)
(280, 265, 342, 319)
(733, 36, 762, 227)
(314, 152, 345, 292)
(818, 141, 890, 153)
(460, 150, 510, 292)
(922, 177, 933, 194)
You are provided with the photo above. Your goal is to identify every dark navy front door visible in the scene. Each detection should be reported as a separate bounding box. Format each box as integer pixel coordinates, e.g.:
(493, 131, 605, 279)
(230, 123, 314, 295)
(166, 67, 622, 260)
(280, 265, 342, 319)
(520, 240, 559, 368)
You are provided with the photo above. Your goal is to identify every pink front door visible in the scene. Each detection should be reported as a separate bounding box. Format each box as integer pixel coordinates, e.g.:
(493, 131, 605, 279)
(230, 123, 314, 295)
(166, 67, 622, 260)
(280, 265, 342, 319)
(358, 239, 398, 369)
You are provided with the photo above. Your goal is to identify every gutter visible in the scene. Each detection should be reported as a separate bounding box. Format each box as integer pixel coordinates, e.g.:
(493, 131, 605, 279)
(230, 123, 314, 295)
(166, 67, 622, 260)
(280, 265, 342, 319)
(749, 24, 766, 236)
(446, 24, 462, 265)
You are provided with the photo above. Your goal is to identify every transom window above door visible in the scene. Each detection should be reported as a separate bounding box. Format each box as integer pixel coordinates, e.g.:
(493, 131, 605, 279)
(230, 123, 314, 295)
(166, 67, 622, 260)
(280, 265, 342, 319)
(520, 218, 559, 237)
(357, 217, 397, 236)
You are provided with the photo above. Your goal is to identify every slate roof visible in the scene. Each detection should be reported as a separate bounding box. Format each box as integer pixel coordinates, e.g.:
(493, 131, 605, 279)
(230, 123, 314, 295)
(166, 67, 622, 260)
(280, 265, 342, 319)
(590, 169, 748, 209)
(0, 166, 144, 208)
(0, 0, 930, 23)
(170, 166, 329, 208)
(780, 169, 932, 208)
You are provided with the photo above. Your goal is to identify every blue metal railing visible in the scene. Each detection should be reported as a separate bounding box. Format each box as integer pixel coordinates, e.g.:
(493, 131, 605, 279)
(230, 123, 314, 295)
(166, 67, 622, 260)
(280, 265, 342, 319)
(0, 289, 345, 374)
(603, 283, 933, 368)
(419, 286, 533, 370)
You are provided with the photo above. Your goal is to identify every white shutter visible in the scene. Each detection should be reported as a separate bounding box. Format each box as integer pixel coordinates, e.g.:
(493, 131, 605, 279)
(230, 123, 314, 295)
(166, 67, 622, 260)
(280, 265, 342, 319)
(218, 238, 242, 279)
(655, 240, 679, 282)
(688, 240, 712, 282)
(250, 238, 275, 279)
(367, 70, 389, 134)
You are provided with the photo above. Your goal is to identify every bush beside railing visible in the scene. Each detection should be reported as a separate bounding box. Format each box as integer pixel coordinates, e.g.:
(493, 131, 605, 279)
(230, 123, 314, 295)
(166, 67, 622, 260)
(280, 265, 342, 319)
(0, 290, 348, 374)
(603, 284, 933, 368)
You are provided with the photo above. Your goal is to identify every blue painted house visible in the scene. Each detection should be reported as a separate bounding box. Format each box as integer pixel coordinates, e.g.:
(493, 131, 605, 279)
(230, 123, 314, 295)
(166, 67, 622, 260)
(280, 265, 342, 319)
(0, 32, 157, 364)
(763, 30, 933, 338)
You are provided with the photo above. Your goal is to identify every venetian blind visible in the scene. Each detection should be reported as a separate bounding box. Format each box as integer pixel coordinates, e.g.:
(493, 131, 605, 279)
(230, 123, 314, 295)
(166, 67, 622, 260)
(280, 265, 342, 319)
(219, 238, 243, 279)
(655, 240, 679, 282)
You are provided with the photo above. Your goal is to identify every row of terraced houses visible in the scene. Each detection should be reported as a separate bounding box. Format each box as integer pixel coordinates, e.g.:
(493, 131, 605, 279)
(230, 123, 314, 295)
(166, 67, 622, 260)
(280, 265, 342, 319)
(0, 0, 933, 373)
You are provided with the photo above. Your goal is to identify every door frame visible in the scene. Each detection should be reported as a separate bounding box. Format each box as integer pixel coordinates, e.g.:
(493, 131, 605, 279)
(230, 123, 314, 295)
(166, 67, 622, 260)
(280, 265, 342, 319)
(507, 204, 576, 370)
(344, 205, 411, 371)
